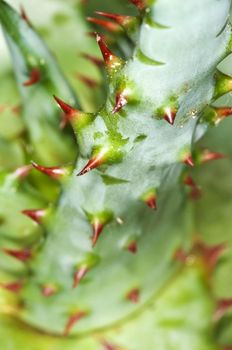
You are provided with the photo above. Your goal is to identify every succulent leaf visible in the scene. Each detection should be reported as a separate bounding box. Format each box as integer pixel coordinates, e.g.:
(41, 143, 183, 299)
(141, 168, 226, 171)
(0, 0, 232, 349)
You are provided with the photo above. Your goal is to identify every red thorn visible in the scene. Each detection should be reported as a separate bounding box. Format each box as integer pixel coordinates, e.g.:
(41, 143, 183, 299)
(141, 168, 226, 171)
(183, 175, 196, 187)
(42, 285, 57, 297)
(0, 281, 23, 293)
(77, 149, 107, 176)
(126, 288, 140, 303)
(201, 150, 225, 164)
(112, 91, 128, 113)
(128, 0, 146, 10)
(81, 52, 104, 67)
(21, 208, 46, 224)
(76, 73, 99, 88)
(92, 219, 104, 247)
(145, 195, 157, 210)
(63, 311, 86, 336)
(214, 299, 232, 321)
(3, 248, 32, 262)
(95, 33, 121, 69)
(23, 68, 40, 87)
(95, 32, 113, 63)
(31, 161, 68, 179)
(20, 5, 31, 25)
(174, 248, 188, 263)
(223, 347, 232, 350)
(95, 11, 133, 27)
(73, 266, 89, 288)
(183, 155, 194, 167)
(87, 17, 121, 33)
(182, 174, 201, 199)
(176, 240, 226, 274)
(101, 340, 118, 350)
(195, 241, 226, 274)
(163, 107, 176, 125)
(127, 241, 137, 254)
(14, 164, 33, 179)
(54, 95, 80, 128)
(54, 95, 76, 116)
(216, 107, 232, 118)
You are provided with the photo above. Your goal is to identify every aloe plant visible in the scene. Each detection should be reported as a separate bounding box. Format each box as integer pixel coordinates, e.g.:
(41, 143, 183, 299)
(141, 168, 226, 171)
(0, 0, 232, 349)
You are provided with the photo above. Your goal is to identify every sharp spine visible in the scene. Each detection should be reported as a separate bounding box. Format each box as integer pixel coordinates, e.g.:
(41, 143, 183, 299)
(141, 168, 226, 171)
(23, 68, 40, 87)
(126, 288, 140, 303)
(127, 241, 138, 254)
(112, 91, 128, 113)
(63, 311, 87, 336)
(3, 248, 32, 262)
(73, 266, 89, 289)
(21, 208, 46, 224)
(95, 33, 124, 73)
(213, 299, 232, 322)
(77, 148, 108, 176)
(87, 17, 122, 33)
(31, 161, 70, 179)
(76, 73, 99, 88)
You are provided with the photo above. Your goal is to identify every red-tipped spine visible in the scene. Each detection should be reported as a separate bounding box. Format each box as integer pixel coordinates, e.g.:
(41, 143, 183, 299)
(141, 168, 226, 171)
(87, 17, 121, 33)
(141, 189, 157, 209)
(14, 164, 33, 179)
(95, 11, 134, 27)
(183, 174, 196, 187)
(77, 149, 107, 176)
(126, 288, 140, 303)
(81, 52, 104, 67)
(54, 95, 76, 116)
(95, 33, 123, 71)
(3, 248, 32, 262)
(20, 5, 31, 25)
(42, 284, 57, 297)
(32, 161, 69, 179)
(76, 73, 99, 88)
(63, 311, 86, 336)
(73, 266, 89, 288)
(200, 150, 225, 164)
(183, 154, 194, 167)
(213, 299, 232, 321)
(197, 241, 226, 274)
(0, 281, 23, 293)
(92, 219, 104, 247)
(174, 240, 226, 275)
(112, 91, 128, 113)
(163, 107, 176, 125)
(145, 195, 157, 209)
(21, 208, 46, 224)
(127, 241, 138, 254)
(23, 68, 40, 87)
(128, 0, 147, 10)
(54, 95, 82, 129)
(216, 107, 232, 118)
